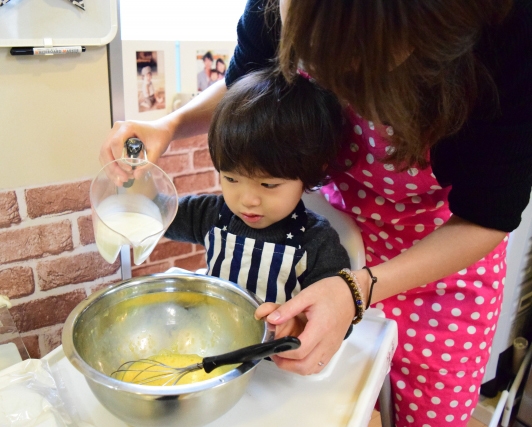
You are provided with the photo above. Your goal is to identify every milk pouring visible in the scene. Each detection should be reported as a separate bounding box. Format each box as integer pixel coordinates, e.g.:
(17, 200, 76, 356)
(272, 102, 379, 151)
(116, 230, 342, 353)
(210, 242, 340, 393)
(90, 139, 178, 265)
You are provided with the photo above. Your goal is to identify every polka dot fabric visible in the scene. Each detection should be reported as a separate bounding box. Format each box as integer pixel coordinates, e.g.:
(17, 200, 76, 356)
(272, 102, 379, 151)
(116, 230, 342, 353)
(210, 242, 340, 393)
(322, 108, 508, 426)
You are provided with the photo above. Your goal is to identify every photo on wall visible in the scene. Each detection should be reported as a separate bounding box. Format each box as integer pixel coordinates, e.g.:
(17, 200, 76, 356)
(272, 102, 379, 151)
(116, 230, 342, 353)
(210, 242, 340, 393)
(196, 49, 230, 92)
(136, 51, 166, 113)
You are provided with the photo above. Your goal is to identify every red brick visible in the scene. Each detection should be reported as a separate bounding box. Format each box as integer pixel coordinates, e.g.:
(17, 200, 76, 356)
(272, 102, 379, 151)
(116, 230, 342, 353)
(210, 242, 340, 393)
(0, 221, 73, 264)
(37, 252, 120, 290)
(21, 335, 40, 359)
(77, 215, 95, 245)
(173, 171, 217, 195)
(0, 267, 35, 298)
(26, 181, 91, 219)
(193, 149, 215, 169)
(41, 327, 62, 356)
(0, 192, 21, 228)
(174, 253, 206, 271)
(10, 289, 87, 332)
(157, 153, 191, 175)
(149, 241, 194, 262)
(132, 261, 171, 277)
(168, 134, 208, 152)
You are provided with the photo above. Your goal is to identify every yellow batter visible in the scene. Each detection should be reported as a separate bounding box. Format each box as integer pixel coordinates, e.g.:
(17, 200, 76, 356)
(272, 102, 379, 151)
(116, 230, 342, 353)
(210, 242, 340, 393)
(113, 352, 236, 386)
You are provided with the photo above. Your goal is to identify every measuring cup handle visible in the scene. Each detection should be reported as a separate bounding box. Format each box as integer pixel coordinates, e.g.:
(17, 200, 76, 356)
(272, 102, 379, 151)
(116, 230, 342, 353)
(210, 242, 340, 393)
(202, 336, 301, 373)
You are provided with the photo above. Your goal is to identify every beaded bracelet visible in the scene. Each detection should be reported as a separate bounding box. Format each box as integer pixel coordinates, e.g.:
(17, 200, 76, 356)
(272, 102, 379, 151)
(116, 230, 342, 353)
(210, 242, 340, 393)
(362, 265, 378, 310)
(337, 268, 365, 325)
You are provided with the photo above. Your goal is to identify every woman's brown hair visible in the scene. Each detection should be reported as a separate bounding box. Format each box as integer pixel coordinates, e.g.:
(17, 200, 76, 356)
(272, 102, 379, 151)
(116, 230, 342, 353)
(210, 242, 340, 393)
(271, 0, 513, 170)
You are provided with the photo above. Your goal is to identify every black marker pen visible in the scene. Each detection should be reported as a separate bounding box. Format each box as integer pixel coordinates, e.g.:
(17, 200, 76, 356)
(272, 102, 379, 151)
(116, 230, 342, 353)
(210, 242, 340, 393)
(10, 46, 86, 56)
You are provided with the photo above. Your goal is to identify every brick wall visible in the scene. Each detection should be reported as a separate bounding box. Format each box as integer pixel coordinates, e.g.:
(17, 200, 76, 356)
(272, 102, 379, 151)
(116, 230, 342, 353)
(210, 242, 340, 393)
(0, 134, 219, 358)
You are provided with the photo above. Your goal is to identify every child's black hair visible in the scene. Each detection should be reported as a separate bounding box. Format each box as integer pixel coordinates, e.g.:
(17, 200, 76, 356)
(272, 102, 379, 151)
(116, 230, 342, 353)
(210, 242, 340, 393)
(208, 68, 345, 191)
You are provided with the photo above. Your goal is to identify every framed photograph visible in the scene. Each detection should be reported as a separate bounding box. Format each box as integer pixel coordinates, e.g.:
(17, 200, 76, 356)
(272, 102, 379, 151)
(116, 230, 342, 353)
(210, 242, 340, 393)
(122, 40, 177, 120)
(176, 41, 237, 95)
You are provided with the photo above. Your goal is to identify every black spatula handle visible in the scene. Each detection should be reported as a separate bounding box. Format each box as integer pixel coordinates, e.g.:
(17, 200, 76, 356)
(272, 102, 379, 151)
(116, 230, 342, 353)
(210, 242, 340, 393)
(202, 336, 301, 373)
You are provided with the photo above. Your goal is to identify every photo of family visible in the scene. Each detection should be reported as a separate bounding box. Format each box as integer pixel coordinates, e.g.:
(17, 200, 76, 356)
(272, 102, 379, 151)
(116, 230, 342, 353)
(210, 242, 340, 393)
(136, 50, 166, 112)
(196, 49, 229, 92)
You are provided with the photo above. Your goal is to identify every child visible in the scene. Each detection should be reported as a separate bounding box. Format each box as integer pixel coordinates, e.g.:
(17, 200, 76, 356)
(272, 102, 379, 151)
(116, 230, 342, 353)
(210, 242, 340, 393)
(165, 69, 351, 305)
(140, 66, 162, 109)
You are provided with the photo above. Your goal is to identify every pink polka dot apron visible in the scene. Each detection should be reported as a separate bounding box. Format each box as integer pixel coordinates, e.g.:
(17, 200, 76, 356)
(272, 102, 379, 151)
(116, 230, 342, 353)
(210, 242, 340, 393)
(321, 108, 508, 426)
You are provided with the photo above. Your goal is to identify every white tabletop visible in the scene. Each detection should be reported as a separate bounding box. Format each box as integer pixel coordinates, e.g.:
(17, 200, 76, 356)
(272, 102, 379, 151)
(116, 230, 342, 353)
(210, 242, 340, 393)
(44, 310, 397, 427)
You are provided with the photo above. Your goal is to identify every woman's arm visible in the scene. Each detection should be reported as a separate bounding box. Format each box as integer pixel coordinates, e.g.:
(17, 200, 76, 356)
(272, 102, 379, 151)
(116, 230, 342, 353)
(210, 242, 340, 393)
(99, 80, 227, 183)
(257, 215, 506, 374)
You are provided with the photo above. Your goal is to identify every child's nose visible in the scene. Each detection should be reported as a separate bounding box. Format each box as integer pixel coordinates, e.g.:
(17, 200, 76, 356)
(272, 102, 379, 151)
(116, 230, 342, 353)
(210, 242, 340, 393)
(241, 190, 260, 207)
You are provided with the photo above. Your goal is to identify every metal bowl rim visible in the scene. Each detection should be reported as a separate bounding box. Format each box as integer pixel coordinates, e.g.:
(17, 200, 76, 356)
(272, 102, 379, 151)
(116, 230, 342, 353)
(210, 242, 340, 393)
(62, 271, 273, 396)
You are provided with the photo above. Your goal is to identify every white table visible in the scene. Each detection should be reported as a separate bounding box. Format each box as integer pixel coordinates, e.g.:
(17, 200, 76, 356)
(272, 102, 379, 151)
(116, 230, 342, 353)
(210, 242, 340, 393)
(43, 309, 397, 427)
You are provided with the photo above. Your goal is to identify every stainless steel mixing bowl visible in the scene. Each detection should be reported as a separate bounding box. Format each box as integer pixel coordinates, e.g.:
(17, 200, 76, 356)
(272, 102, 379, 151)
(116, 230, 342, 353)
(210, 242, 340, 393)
(62, 272, 273, 427)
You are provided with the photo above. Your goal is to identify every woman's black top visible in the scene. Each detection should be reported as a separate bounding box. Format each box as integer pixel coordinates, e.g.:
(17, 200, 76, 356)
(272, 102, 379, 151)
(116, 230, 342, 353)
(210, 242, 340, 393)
(225, 0, 532, 232)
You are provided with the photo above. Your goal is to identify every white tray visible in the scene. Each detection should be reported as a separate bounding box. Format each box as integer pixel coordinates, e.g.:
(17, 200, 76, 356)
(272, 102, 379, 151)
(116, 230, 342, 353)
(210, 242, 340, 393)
(44, 311, 397, 427)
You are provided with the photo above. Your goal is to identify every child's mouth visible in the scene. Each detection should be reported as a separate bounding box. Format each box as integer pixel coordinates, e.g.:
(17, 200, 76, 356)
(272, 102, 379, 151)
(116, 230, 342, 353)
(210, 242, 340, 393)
(241, 213, 263, 223)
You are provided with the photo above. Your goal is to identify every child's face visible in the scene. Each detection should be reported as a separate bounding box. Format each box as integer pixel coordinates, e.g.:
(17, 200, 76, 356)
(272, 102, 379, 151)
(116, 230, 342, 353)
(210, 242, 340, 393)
(220, 171, 304, 229)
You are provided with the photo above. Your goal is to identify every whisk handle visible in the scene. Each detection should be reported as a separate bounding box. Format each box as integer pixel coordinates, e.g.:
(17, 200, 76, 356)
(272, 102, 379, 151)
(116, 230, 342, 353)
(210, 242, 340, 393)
(202, 336, 301, 373)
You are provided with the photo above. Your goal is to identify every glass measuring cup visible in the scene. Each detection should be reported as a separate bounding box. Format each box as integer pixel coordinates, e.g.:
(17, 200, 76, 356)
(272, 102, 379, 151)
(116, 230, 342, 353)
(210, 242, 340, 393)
(90, 139, 178, 265)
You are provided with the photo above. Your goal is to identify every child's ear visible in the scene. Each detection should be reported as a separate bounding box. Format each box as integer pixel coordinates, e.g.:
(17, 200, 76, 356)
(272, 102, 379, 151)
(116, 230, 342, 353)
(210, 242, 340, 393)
(322, 163, 328, 171)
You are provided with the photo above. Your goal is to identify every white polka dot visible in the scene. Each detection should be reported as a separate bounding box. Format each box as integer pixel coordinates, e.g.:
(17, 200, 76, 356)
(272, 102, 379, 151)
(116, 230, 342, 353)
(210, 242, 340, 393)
(431, 397, 441, 404)
(449, 323, 458, 332)
(432, 303, 442, 312)
(402, 367, 410, 375)
(480, 342, 487, 349)
(384, 177, 394, 185)
(429, 319, 438, 327)
(397, 380, 406, 389)
(406, 183, 418, 190)
(422, 349, 432, 357)
(461, 414, 468, 421)
(404, 343, 414, 351)
(427, 411, 436, 419)
(384, 188, 395, 195)
(417, 375, 426, 383)
(451, 308, 461, 316)
(456, 280, 467, 288)
(446, 415, 454, 422)
(434, 218, 444, 226)
(445, 339, 454, 347)
(435, 382, 444, 390)
(395, 225, 405, 231)
(425, 334, 436, 342)
(475, 296, 485, 305)
(453, 386, 462, 393)
(414, 298, 423, 306)
(354, 125, 363, 135)
(410, 313, 420, 322)
(392, 308, 402, 316)
(420, 364, 429, 369)
(460, 357, 468, 363)
(439, 368, 448, 375)
(471, 312, 480, 320)
(409, 403, 418, 411)
(415, 224, 425, 232)
(477, 266, 486, 275)
(406, 415, 414, 422)
(457, 371, 465, 378)
(414, 389, 423, 397)
(371, 213, 382, 220)
(368, 137, 376, 147)
(473, 280, 483, 288)
(464, 342, 473, 350)
(366, 153, 374, 164)
(465, 399, 472, 407)
(350, 143, 359, 152)
(407, 329, 416, 337)
(368, 121, 375, 130)
(442, 353, 451, 361)
(386, 126, 394, 136)
(395, 203, 405, 212)
(411, 196, 422, 203)
(379, 231, 389, 239)
(469, 385, 476, 392)
(339, 182, 349, 191)
(402, 357, 411, 364)
(363, 181, 373, 188)
(467, 326, 476, 334)
(375, 196, 385, 205)
(408, 168, 419, 177)
(384, 164, 395, 171)
(455, 293, 465, 301)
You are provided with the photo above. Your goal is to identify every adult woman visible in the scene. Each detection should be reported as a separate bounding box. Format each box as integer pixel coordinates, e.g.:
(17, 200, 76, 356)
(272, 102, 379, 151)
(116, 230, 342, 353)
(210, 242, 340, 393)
(101, 0, 532, 424)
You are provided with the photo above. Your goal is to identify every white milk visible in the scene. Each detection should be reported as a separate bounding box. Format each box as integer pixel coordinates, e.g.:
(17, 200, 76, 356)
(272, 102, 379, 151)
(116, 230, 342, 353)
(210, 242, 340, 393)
(95, 194, 165, 265)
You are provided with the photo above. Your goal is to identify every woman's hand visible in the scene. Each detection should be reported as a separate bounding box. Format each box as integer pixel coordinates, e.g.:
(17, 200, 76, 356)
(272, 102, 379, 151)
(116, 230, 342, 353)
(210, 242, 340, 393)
(254, 275, 355, 375)
(99, 116, 176, 185)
